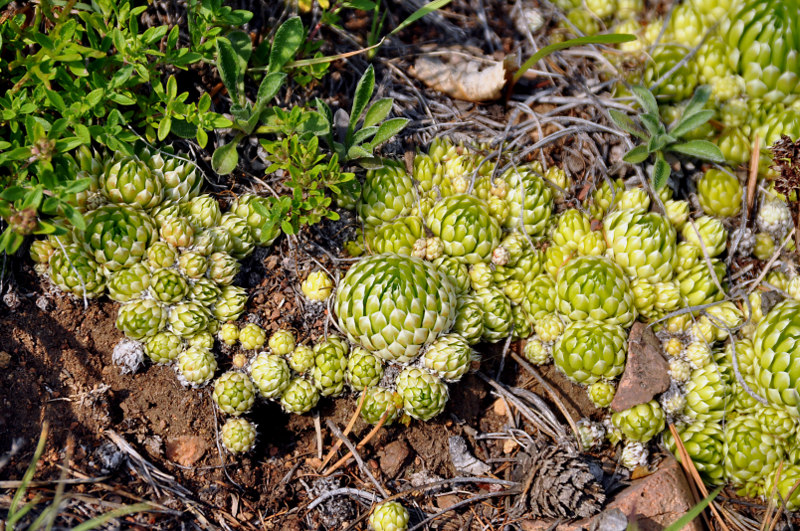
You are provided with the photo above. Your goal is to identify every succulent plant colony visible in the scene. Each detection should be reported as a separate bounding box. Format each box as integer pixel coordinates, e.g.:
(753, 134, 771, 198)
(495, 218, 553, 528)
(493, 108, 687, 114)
(23, 0, 800, 517)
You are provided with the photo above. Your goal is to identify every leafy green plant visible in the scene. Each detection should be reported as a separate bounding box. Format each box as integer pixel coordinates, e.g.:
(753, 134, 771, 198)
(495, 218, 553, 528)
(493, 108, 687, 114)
(316, 65, 409, 166)
(211, 17, 304, 174)
(0, 0, 226, 253)
(255, 131, 355, 237)
(3, 423, 150, 530)
(609, 85, 725, 190)
(187, 0, 253, 61)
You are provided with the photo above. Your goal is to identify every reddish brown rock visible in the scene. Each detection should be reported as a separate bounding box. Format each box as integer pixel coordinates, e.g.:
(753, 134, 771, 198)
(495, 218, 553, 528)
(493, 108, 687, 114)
(378, 439, 410, 478)
(165, 435, 208, 467)
(610, 322, 670, 412)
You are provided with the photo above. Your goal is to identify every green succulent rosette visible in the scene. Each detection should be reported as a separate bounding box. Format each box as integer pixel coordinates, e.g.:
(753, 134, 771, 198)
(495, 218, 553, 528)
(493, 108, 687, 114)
(724, 0, 800, 101)
(753, 300, 800, 416)
(336, 254, 457, 363)
(371, 217, 424, 256)
(504, 167, 554, 237)
(555, 256, 636, 327)
(611, 400, 666, 443)
(116, 299, 167, 339)
(48, 244, 106, 298)
(395, 367, 449, 421)
(212, 370, 256, 416)
(358, 163, 416, 227)
(280, 377, 320, 414)
(553, 319, 627, 384)
(426, 194, 502, 264)
(346, 347, 385, 391)
(80, 205, 156, 273)
(603, 208, 677, 283)
(664, 421, 725, 485)
(421, 333, 473, 381)
(250, 352, 291, 399)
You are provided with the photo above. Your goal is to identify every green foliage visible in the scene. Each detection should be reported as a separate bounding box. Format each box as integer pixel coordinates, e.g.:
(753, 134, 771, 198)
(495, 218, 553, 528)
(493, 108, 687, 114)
(0, 0, 224, 253)
(316, 65, 410, 166)
(211, 17, 304, 174)
(609, 85, 725, 190)
(187, 0, 253, 61)
(256, 130, 354, 237)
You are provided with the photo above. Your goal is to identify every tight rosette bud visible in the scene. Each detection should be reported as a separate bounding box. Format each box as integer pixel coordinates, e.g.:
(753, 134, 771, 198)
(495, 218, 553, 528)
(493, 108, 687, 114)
(556, 256, 636, 327)
(269, 329, 296, 356)
(149, 267, 188, 303)
(433, 256, 471, 295)
(588, 381, 616, 409)
(145, 331, 184, 364)
(452, 295, 484, 345)
(178, 251, 208, 279)
(177, 346, 217, 387)
(221, 418, 257, 454)
(187, 194, 221, 230)
(396, 367, 449, 421)
(249, 352, 291, 399)
(681, 216, 728, 257)
(302, 270, 334, 301)
(80, 205, 156, 273)
(107, 263, 150, 302)
(116, 299, 167, 339)
(369, 501, 410, 531)
(190, 277, 222, 306)
(159, 216, 195, 248)
(288, 345, 315, 374)
(685, 364, 730, 421)
(360, 387, 403, 425)
(554, 319, 627, 384)
(212, 371, 256, 416)
(346, 347, 385, 390)
(239, 323, 266, 351)
(101, 156, 164, 209)
(552, 209, 592, 252)
(603, 208, 677, 283)
(698, 169, 742, 218)
(476, 287, 513, 342)
(611, 400, 665, 443)
(524, 338, 551, 365)
(147, 241, 177, 269)
(522, 274, 557, 322)
(358, 163, 415, 226)
(312, 336, 349, 397)
(169, 301, 210, 338)
(213, 285, 248, 322)
(422, 333, 473, 381)
(280, 377, 320, 414)
(504, 167, 554, 237)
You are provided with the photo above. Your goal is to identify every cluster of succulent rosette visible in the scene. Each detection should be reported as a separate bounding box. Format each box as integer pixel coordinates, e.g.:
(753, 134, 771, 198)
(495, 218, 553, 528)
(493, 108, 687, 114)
(561, 0, 800, 175)
(29, 144, 284, 453)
